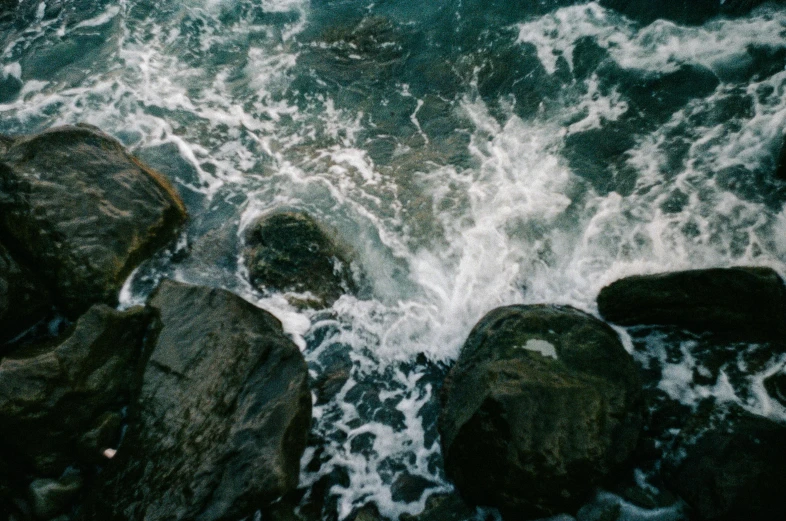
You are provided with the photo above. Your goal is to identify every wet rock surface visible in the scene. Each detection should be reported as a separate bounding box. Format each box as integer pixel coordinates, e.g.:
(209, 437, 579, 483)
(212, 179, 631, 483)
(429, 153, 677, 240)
(764, 371, 786, 407)
(0, 125, 187, 317)
(0, 304, 151, 477)
(662, 405, 786, 521)
(439, 304, 643, 519)
(0, 241, 52, 346)
(244, 211, 358, 308)
(82, 280, 312, 521)
(597, 267, 786, 341)
(29, 474, 84, 520)
(399, 492, 477, 521)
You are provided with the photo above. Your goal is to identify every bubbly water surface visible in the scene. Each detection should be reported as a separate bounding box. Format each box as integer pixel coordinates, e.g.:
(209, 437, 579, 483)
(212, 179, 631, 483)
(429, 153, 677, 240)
(3, 1, 786, 519)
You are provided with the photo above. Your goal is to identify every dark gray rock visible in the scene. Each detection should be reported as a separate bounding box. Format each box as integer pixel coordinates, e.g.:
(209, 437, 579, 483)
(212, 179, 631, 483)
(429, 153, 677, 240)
(663, 406, 786, 521)
(312, 347, 352, 406)
(0, 304, 150, 476)
(0, 125, 187, 317)
(82, 280, 312, 521)
(597, 267, 786, 341)
(764, 371, 786, 407)
(439, 305, 643, 519)
(399, 493, 476, 521)
(390, 473, 438, 504)
(29, 474, 83, 520)
(0, 241, 52, 346)
(244, 211, 358, 308)
(347, 504, 384, 521)
(77, 411, 123, 465)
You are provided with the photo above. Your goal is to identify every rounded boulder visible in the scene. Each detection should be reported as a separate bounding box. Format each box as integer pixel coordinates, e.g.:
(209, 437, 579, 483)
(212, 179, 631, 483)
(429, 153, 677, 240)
(439, 304, 643, 519)
(0, 125, 187, 317)
(244, 211, 357, 308)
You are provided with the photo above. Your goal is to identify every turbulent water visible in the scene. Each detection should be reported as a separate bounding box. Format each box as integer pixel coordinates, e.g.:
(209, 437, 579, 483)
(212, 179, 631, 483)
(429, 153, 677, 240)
(3, 1, 786, 519)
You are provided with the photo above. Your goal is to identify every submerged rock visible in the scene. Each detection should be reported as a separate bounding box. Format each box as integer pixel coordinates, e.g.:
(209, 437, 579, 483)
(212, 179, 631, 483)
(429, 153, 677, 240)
(597, 267, 786, 341)
(0, 125, 187, 317)
(0, 304, 150, 476)
(244, 211, 358, 308)
(0, 241, 52, 346)
(764, 371, 786, 408)
(82, 280, 311, 521)
(347, 504, 384, 521)
(399, 492, 477, 521)
(29, 474, 83, 520)
(439, 305, 643, 519)
(663, 406, 786, 521)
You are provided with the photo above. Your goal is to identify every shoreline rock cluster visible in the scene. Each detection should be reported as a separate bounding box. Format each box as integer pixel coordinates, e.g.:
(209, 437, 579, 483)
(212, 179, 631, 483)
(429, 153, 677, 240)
(3, 124, 786, 521)
(0, 126, 313, 520)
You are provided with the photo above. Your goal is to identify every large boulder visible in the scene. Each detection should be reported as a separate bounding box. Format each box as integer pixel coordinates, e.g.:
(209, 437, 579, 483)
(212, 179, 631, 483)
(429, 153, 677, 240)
(0, 241, 52, 345)
(0, 125, 187, 317)
(0, 304, 151, 476)
(29, 473, 84, 520)
(244, 211, 358, 308)
(662, 406, 786, 521)
(597, 267, 786, 340)
(439, 305, 643, 519)
(82, 280, 312, 521)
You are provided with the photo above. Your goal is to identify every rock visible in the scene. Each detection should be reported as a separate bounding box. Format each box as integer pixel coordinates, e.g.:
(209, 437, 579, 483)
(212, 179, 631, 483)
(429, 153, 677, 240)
(0, 125, 187, 317)
(347, 504, 384, 521)
(77, 411, 123, 464)
(599, 0, 777, 26)
(263, 458, 351, 521)
(439, 305, 643, 519)
(390, 473, 438, 504)
(597, 267, 786, 340)
(0, 241, 52, 346)
(244, 211, 358, 308)
(399, 492, 476, 521)
(662, 406, 786, 521)
(29, 474, 83, 519)
(312, 347, 353, 406)
(0, 135, 12, 155)
(0, 304, 151, 476)
(82, 280, 312, 521)
(764, 371, 786, 408)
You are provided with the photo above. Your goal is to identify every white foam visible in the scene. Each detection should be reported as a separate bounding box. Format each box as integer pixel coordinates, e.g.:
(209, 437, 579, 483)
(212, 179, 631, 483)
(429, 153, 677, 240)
(519, 2, 786, 79)
(3, 62, 21, 80)
(73, 5, 121, 29)
(746, 354, 786, 422)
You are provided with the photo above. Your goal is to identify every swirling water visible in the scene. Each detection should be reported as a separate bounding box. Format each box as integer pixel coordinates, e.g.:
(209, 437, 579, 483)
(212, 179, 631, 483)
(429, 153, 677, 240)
(3, 1, 786, 519)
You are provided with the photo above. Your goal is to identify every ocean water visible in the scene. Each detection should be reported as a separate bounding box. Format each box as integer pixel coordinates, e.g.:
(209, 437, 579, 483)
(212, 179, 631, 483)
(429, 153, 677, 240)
(2, 1, 786, 519)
